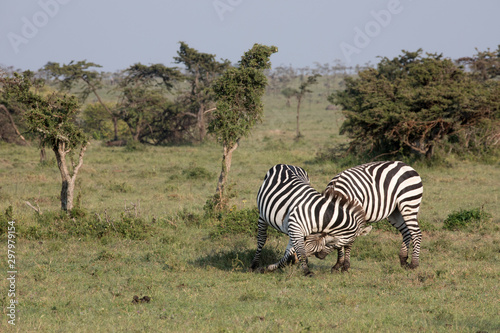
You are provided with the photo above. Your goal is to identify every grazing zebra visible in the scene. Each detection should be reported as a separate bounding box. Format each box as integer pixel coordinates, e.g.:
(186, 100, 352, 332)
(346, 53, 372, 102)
(250, 164, 370, 276)
(325, 161, 423, 270)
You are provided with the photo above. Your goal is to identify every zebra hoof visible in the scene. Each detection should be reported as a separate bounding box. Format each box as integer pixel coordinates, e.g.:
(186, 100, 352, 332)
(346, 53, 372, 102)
(401, 262, 413, 270)
(408, 262, 419, 270)
(304, 271, 315, 277)
(331, 263, 342, 273)
(249, 267, 266, 274)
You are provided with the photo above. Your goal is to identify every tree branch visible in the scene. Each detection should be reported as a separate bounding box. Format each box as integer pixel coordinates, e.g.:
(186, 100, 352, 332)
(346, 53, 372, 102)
(182, 112, 197, 118)
(0, 104, 30, 145)
(71, 142, 88, 180)
(25, 201, 42, 215)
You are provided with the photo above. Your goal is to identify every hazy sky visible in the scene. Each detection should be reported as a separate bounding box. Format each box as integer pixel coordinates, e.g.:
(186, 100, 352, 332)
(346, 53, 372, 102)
(1, 0, 499, 72)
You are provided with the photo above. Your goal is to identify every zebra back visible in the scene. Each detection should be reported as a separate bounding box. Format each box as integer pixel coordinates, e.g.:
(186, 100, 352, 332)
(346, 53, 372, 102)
(325, 161, 423, 223)
(291, 188, 367, 245)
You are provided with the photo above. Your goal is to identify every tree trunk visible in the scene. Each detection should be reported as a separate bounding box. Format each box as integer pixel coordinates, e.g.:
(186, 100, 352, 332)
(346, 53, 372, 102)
(40, 147, 46, 164)
(53, 141, 88, 211)
(0, 104, 29, 145)
(215, 140, 239, 208)
(296, 97, 302, 138)
(112, 116, 119, 141)
(198, 105, 206, 142)
(425, 144, 434, 160)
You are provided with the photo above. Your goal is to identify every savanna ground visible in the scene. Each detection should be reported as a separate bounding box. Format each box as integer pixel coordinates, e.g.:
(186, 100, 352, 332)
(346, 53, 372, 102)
(1, 81, 499, 332)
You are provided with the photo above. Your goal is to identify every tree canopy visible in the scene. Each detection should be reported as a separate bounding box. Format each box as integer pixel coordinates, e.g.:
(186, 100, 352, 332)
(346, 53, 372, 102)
(174, 42, 230, 141)
(3, 72, 88, 211)
(209, 43, 277, 207)
(281, 73, 321, 138)
(118, 63, 181, 143)
(329, 49, 500, 159)
(210, 44, 278, 146)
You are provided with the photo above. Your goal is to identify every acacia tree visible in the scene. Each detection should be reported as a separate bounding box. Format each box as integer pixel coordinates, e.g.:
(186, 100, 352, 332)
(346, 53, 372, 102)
(0, 70, 42, 147)
(457, 45, 500, 81)
(329, 50, 500, 159)
(4, 73, 88, 211)
(43, 60, 121, 141)
(209, 44, 277, 207)
(118, 63, 181, 143)
(280, 87, 295, 107)
(174, 42, 230, 142)
(285, 74, 321, 139)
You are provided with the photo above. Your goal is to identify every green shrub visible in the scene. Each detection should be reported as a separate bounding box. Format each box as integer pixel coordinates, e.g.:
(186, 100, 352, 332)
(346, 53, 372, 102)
(18, 208, 154, 240)
(69, 215, 111, 238)
(125, 140, 147, 152)
(209, 206, 281, 239)
(210, 207, 260, 239)
(443, 208, 491, 231)
(182, 166, 213, 180)
(203, 194, 225, 220)
(0, 206, 14, 235)
(114, 215, 150, 240)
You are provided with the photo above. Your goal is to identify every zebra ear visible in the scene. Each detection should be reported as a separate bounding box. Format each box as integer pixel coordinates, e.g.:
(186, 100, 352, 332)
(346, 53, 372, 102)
(359, 225, 373, 236)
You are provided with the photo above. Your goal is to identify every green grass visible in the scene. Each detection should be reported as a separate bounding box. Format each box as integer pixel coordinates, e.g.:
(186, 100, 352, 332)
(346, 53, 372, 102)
(443, 208, 491, 231)
(0, 87, 499, 332)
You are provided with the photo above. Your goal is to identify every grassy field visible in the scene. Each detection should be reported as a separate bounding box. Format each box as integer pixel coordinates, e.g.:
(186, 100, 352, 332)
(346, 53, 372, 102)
(1, 83, 499, 332)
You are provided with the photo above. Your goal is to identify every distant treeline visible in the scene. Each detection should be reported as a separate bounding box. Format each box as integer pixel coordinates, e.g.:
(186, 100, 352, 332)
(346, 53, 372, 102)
(1, 45, 499, 161)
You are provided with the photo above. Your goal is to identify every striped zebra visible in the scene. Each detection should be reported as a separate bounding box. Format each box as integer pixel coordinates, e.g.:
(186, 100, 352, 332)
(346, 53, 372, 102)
(250, 164, 371, 276)
(324, 161, 423, 270)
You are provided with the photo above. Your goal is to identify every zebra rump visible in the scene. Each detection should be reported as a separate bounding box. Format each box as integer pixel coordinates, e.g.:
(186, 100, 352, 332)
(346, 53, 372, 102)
(325, 161, 423, 269)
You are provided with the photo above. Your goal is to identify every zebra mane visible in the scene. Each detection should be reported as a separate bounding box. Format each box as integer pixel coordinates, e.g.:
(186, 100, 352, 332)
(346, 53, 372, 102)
(323, 187, 365, 221)
(322, 186, 341, 200)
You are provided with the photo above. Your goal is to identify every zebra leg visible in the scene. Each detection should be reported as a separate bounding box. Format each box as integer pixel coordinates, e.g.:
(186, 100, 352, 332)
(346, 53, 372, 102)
(250, 217, 268, 272)
(408, 228, 422, 269)
(331, 248, 345, 273)
(341, 245, 352, 272)
(399, 240, 410, 267)
(399, 205, 423, 269)
(388, 209, 412, 268)
(266, 240, 296, 272)
(289, 229, 313, 277)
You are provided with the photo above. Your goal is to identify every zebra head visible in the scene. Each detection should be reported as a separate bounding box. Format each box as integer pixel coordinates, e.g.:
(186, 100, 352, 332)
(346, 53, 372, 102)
(304, 233, 340, 259)
(305, 226, 373, 260)
(304, 233, 329, 259)
(321, 226, 372, 259)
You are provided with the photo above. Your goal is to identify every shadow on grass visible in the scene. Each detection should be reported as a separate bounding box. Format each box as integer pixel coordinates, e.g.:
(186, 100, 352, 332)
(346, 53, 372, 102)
(191, 247, 282, 272)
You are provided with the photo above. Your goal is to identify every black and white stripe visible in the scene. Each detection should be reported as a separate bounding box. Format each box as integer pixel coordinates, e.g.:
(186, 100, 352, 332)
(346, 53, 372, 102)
(250, 164, 369, 276)
(325, 161, 423, 269)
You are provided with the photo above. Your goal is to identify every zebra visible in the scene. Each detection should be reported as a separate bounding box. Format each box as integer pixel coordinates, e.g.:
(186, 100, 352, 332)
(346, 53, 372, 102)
(250, 164, 371, 276)
(324, 161, 423, 270)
